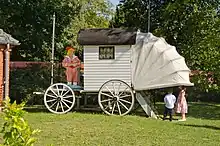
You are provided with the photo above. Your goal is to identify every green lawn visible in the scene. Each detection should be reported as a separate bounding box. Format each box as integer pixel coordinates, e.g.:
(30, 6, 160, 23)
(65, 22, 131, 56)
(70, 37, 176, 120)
(0, 102, 220, 146)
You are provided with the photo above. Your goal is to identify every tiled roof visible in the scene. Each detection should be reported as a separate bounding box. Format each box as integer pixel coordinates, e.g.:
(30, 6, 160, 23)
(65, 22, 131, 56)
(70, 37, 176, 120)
(0, 29, 20, 46)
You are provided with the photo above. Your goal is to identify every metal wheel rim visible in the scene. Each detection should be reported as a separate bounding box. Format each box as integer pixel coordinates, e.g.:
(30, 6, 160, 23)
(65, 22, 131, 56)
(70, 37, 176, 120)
(44, 83, 75, 114)
(98, 79, 135, 116)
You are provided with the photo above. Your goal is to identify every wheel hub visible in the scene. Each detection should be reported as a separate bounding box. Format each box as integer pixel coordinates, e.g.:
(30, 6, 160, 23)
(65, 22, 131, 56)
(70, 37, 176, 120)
(57, 96, 63, 102)
(113, 96, 119, 102)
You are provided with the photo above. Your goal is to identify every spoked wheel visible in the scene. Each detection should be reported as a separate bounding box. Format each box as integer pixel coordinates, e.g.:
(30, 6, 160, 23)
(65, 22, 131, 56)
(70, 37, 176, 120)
(98, 79, 135, 116)
(44, 83, 75, 114)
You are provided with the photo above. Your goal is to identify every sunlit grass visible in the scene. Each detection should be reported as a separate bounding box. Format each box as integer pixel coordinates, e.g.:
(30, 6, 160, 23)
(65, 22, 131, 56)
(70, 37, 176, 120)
(0, 102, 220, 146)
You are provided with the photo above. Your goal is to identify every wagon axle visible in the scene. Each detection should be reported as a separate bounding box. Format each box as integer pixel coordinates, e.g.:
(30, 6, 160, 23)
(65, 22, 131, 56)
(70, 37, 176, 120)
(57, 96, 62, 102)
(113, 95, 120, 102)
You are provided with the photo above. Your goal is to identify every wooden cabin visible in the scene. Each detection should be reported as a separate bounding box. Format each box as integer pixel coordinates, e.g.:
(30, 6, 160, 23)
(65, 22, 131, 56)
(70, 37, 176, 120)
(78, 28, 137, 91)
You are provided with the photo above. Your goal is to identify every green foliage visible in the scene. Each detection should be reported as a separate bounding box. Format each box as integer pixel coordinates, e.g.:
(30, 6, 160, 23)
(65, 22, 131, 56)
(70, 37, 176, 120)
(113, 0, 220, 100)
(10, 63, 65, 104)
(0, 0, 82, 61)
(58, 0, 114, 58)
(0, 0, 113, 61)
(188, 73, 220, 102)
(0, 97, 40, 146)
(153, 0, 220, 71)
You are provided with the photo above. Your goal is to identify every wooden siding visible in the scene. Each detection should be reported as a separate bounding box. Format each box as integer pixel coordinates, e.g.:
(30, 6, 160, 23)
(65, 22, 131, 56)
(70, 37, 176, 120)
(84, 45, 132, 91)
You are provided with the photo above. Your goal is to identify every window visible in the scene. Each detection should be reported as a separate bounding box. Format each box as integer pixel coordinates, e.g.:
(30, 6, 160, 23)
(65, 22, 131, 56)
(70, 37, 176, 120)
(99, 46, 115, 59)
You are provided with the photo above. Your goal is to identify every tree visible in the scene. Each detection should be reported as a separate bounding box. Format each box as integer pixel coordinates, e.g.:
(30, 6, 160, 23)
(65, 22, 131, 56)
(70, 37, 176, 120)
(113, 0, 220, 97)
(0, 0, 113, 61)
(112, 0, 167, 32)
(0, 0, 82, 61)
(57, 0, 114, 60)
(113, 0, 220, 70)
(154, 0, 220, 72)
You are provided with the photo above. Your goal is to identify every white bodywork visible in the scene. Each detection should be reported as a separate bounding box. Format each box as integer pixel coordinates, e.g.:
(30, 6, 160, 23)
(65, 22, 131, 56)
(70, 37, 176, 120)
(83, 45, 132, 91)
(83, 32, 193, 91)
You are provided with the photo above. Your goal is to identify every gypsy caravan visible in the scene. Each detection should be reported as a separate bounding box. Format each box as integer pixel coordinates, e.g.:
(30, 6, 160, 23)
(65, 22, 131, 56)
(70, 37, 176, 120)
(42, 28, 193, 117)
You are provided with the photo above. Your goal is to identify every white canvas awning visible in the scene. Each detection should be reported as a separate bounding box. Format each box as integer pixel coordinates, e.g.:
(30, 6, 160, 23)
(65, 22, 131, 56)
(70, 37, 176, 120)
(132, 32, 194, 90)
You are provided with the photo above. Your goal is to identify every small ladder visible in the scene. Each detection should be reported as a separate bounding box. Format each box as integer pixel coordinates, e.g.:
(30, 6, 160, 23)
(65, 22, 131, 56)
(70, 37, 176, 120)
(136, 91, 159, 119)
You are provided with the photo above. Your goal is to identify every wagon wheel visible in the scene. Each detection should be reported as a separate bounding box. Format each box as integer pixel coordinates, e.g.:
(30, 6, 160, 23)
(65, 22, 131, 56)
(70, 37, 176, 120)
(44, 83, 75, 114)
(98, 79, 135, 116)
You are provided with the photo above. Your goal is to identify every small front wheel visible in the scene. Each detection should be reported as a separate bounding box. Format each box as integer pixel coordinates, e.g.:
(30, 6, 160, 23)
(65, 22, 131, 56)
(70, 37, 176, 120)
(44, 83, 75, 114)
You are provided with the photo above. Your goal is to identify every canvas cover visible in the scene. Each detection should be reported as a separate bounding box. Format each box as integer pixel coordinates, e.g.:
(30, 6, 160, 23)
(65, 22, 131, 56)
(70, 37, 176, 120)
(132, 32, 194, 90)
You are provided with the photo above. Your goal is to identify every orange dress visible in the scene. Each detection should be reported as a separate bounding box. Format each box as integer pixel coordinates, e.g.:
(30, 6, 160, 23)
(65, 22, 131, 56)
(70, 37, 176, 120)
(176, 90, 188, 114)
(62, 55, 80, 84)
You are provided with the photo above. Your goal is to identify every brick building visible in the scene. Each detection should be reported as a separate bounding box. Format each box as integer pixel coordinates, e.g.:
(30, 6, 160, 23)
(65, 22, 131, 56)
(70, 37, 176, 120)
(0, 29, 20, 108)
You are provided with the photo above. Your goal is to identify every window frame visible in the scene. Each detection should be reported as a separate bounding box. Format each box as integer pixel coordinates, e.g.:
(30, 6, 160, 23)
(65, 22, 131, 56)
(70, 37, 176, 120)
(98, 46, 115, 60)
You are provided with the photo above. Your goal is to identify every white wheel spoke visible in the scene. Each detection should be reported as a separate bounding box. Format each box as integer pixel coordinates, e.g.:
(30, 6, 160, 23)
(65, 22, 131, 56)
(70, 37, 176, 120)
(101, 99, 113, 103)
(56, 85, 60, 96)
(111, 102, 116, 115)
(46, 94, 57, 98)
(118, 87, 129, 96)
(101, 92, 114, 98)
(118, 101, 129, 110)
(50, 87, 59, 97)
(49, 101, 57, 108)
(55, 102, 59, 112)
(63, 95, 73, 99)
(63, 99, 73, 104)
(112, 82, 116, 95)
(60, 85, 64, 96)
(62, 89, 70, 97)
(105, 86, 115, 97)
(60, 101, 64, 112)
(47, 99, 57, 103)
(104, 106, 109, 110)
(61, 100, 70, 109)
(117, 82, 121, 95)
(119, 94, 131, 99)
(117, 102, 121, 115)
(119, 99, 132, 104)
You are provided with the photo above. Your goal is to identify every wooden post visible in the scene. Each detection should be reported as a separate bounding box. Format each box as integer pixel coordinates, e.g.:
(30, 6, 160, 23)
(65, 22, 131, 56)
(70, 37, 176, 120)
(4, 44, 11, 98)
(0, 47, 4, 110)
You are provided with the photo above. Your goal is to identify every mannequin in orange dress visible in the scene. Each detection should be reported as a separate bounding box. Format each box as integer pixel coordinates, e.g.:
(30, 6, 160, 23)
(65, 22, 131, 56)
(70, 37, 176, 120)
(62, 46, 81, 85)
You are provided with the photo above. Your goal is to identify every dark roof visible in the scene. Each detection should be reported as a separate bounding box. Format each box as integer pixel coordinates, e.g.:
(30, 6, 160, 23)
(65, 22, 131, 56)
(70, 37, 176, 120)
(77, 28, 137, 45)
(0, 29, 20, 46)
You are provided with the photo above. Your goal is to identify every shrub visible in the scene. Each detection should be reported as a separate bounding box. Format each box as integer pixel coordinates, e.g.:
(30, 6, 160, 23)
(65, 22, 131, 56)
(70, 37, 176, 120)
(0, 97, 41, 146)
(188, 72, 220, 102)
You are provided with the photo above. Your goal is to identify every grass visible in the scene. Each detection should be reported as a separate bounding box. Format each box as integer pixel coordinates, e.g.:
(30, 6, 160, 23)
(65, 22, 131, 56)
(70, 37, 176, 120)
(0, 102, 220, 146)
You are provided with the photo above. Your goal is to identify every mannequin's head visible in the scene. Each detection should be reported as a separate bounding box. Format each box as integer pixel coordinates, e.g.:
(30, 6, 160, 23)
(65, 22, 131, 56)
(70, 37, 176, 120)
(66, 46, 75, 56)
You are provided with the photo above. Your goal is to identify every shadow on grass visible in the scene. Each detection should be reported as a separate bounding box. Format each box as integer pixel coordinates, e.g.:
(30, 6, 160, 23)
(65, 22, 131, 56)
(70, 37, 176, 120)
(178, 124, 220, 131)
(24, 105, 49, 113)
(24, 105, 105, 115)
(24, 102, 147, 117)
(155, 102, 220, 120)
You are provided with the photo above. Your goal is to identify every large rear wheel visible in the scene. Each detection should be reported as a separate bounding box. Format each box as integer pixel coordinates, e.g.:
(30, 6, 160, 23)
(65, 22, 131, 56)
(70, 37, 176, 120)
(98, 80, 135, 116)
